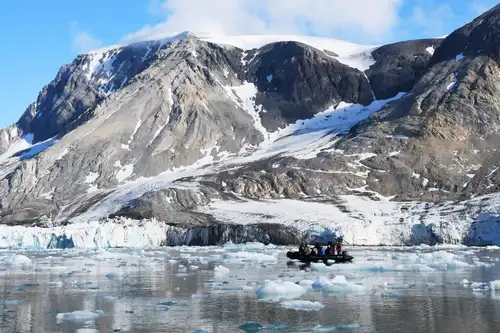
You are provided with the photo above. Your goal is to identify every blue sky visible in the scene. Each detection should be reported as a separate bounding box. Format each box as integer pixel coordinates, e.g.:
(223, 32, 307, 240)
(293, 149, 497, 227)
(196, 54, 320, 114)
(0, 0, 496, 128)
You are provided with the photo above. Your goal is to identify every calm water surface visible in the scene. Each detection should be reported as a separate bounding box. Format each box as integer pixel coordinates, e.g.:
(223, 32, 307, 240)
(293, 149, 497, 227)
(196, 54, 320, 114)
(0, 245, 499, 333)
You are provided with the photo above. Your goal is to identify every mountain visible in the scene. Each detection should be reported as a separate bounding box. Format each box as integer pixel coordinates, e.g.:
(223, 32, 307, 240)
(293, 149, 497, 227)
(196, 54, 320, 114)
(2, 6, 500, 247)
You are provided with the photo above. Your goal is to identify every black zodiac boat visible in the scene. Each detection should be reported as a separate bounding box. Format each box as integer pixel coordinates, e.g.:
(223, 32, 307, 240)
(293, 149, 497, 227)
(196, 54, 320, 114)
(286, 250, 354, 264)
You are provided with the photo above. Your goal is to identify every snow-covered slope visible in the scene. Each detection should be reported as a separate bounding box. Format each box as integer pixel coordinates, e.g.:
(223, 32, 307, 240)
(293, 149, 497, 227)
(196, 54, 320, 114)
(200, 34, 378, 71)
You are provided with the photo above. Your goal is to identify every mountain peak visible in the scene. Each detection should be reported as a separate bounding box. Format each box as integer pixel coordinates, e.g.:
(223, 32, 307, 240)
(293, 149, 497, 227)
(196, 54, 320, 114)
(86, 30, 197, 55)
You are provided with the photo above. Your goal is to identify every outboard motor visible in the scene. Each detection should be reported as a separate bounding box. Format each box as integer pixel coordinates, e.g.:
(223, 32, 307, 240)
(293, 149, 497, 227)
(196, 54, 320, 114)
(342, 251, 348, 256)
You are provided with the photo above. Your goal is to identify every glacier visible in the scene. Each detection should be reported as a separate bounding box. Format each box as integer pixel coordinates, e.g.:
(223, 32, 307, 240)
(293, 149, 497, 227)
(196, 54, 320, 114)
(1, 190, 500, 249)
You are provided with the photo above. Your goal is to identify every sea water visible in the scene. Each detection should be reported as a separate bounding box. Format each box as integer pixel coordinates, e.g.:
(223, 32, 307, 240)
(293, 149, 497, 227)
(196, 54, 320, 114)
(0, 244, 500, 332)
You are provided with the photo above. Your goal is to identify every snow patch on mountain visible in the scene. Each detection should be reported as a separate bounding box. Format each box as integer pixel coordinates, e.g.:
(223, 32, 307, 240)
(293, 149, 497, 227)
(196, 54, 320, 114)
(0, 134, 57, 166)
(202, 34, 377, 71)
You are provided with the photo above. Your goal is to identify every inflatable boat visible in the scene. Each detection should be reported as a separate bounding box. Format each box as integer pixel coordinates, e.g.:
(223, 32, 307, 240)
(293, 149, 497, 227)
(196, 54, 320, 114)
(286, 251, 354, 264)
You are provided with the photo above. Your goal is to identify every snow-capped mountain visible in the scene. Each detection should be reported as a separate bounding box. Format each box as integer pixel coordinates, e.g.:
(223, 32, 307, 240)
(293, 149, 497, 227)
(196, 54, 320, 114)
(2, 4, 500, 248)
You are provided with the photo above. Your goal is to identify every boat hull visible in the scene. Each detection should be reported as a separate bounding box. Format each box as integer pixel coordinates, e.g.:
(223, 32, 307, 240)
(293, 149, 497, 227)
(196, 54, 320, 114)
(286, 251, 353, 263)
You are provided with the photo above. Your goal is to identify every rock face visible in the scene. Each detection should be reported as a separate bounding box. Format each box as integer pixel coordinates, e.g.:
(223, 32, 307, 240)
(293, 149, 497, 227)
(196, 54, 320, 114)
(247, 41, 373, 131)
(0, 125, 19, 155)
(366, 38, 442, 100)
(332, 3, 500, 202)
(2, 5, 500, 238)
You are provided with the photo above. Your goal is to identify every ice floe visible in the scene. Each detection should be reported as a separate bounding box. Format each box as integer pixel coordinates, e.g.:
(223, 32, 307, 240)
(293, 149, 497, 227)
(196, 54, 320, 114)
(280, 300, 325, 311)
(255, 280, 307, 301)
(214, 265, 230, 278)
(223, 251, 278, 264)
(311, 323, 361, 332)
(56, 310, 104, 323)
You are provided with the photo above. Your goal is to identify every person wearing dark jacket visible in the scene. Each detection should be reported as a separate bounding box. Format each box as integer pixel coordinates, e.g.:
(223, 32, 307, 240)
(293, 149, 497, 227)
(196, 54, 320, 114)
(326, 241, 335, 255)
(336, 236, 344, 255)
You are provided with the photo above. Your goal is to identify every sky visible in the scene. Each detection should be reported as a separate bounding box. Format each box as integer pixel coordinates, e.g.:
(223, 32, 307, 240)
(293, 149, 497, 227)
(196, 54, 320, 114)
(0, 0, 496, 128)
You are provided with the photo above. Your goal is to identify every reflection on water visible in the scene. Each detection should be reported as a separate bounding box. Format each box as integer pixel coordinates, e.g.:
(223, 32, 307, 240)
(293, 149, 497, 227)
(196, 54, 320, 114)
(0, 245, 499, 332)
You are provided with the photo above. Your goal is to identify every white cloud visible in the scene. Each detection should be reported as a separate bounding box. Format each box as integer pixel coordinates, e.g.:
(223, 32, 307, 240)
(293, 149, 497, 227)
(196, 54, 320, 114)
(122, 0, 402, 44)
(70, 21, 102, 54)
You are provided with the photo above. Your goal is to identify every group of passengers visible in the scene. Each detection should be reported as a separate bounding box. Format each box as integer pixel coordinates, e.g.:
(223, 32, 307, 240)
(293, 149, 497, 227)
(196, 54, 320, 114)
(299, 237, 343, 256)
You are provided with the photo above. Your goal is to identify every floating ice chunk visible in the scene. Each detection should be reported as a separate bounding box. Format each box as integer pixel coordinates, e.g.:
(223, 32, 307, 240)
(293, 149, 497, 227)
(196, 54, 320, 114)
(382, 282, 415, 290)
(214, 265, 230, 278)
(190, 265, 200, 270)
(297, 279, 315, 289)
(280, 300, 325, 311)
(471, 282, 490, 292)
(191, 295, 208, 300)
(490, 280, 500, 290)
(311, 276, 335, 289)
(312, 323, 361, 332)
(103, 295, 120, 301)
(264, 323, 288, 331)
(242, 285, 257, 292)
(310, 262, 335, 272)
(75, 329, 100, 333)
(192, 330, 210, 333)
(1, 254, 33, 267)
(420, 251, 470, 271)
(461, 279, 470, 285)
(48, 281, 64, 287)
(0, 300, 24, 305)
(238, 322, 288, 332)
(319, 275, 364, 294)
(223, 251, 277, 264)
(56, 310, 104, 323)
(255, 280, 307, 300)
(223, 242, 273, 250)
(381, 291, 402, 297)
(331, 275, 348, 284)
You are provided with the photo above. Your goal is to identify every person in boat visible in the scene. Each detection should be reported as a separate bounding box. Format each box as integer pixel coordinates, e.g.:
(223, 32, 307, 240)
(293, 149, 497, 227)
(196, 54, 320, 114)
(326, 241, 335, 256)
(299, 242, 305, 254)
(302, 243, 312, 256)
(315, 243, 323, 256)
(310, 247, 317, 256)
(336, 236, 343, 255)
(320, 244, 326, 256)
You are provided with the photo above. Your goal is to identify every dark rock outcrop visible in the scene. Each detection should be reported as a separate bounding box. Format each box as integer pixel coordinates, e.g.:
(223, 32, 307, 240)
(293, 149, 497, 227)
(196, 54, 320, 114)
(366, 38, 443, 100)
(247, 41, 373, 131)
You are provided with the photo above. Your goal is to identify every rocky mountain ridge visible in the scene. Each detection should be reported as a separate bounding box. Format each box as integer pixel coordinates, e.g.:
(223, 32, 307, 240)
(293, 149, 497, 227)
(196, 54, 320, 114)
(1, 5, 500, 248)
